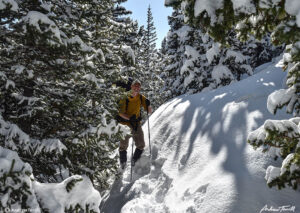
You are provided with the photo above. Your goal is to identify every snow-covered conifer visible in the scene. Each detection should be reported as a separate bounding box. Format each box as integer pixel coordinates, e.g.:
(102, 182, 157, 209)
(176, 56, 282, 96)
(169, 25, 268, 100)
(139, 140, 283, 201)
(161, 10, 266, 99)
(0, 0, 132, 193)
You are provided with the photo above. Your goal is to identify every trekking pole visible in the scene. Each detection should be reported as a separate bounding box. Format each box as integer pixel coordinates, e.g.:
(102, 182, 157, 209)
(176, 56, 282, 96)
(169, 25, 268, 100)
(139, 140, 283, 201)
(130, 140, 134, 182)
(147, 111, 151, 156)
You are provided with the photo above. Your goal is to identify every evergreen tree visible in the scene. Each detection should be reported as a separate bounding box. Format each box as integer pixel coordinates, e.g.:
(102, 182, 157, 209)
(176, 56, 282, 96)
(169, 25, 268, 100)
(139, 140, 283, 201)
(0, 147, 101, 212)
(144, 5, 160, 100)
(113, 0, 137, 68)
(161, 10, 254, 99)
(161, 7, 282, 101)
(130, 6, 164, 111)
(0, 0, 133, 193)
(167, 0, 300, 190)
(160, 10, 185, 99)
(160, 37, 167, 55)
(145, 5, 158, 63)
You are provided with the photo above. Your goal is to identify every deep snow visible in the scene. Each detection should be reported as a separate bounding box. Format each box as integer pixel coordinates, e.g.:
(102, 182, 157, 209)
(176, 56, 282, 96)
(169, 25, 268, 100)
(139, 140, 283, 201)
(100, 58, 300, 213)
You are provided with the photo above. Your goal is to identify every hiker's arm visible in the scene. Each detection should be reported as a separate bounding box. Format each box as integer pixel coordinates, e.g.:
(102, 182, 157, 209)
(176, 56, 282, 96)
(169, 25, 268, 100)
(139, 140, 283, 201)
(145, 98, 152, 114)
(142, 95, 152, 114)
(119, 113, 130, 120)
(147, 105, 152, 114)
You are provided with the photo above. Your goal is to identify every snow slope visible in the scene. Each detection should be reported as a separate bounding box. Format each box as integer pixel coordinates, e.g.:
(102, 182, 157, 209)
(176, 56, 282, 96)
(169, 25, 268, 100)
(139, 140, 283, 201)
(100, 59, 300, 213)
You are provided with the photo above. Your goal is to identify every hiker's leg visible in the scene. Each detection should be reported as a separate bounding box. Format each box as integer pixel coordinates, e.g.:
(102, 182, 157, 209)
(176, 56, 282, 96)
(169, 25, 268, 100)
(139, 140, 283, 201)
(132, 124, 145, 162)
(119, 134, 130, 164)
(119, 134, 131, 152)
(133, 124, 145, 150)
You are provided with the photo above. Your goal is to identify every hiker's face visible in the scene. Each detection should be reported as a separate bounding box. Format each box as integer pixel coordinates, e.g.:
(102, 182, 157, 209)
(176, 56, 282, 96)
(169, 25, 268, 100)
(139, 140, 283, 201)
(131, 83, 141, 93)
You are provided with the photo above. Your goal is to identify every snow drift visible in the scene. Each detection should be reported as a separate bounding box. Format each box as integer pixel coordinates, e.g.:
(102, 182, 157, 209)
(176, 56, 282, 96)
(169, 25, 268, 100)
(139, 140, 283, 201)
(100, 59, 300, 213)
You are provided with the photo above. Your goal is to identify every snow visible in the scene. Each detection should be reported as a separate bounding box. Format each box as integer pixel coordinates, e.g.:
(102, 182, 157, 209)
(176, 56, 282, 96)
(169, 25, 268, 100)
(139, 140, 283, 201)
(249, 14, 264, 27)
(264, 119, 300, 137)
(27, 70, 34, 79)
(101, 58, 300, 213)
(11, 65, 25, 74)
(0, 146, 32, 176)
(189, 0, 300, 27)
(33, 175, 101, 213)
(265, 152, 300, 187)
(121, 45, 135, 65)
(226, 49, 246, 63)
(0, 0, 18, 12)
(285, 0, 300, 27)
(67, 35, 94, 52)
(212, 64, 234, 84)
(206, 43, 220, 65)
(83, 73, 105, 88)
(0, 147, 40, 211)
(40, 0, 52, 12)
(267, 86, 297, 114)
(174, 25, 191, 41)
(192, 0, 256, 24)
(194, 0, 223, 25)
(180, 45, 200, 88)
(265, 166, 281, 184)
(31, 138, 67, 155)
(23, 11, 62, 44)
(281, 153, 295, 175)
(184, 45, 200, 59)
(0, 114, 67, 155)
(241, 64, 253, 75)
(259, 0, 281, 9)
(232, 0, 256, 15)
(183, 69, 194, 87)
(0, 147, 101, 212)
(5, 79, 15, 89)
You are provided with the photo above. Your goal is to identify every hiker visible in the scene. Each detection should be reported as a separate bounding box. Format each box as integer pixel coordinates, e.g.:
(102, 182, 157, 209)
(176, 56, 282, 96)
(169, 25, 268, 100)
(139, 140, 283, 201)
(117, 79, 152, 168)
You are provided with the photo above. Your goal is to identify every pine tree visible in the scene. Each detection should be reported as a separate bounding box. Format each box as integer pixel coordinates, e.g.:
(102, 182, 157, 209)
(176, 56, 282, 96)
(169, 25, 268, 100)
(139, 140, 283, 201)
(160, 37, 167, 55)
(167, 0, 300, 190)
(113, 0, 137, 67)
(0, 147, 38, 211)
(130, 6, 164, 111)
(144, 5, 160, 100)
(161, 10, 263, 99)
(0, 0, 133, 192)
(0, 147, 101, 212)
(160, 10, 186, 99)
(145, 5, 158, 66)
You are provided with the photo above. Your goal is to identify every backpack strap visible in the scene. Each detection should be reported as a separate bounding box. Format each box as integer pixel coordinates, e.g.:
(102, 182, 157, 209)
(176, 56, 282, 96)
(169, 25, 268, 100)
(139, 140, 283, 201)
(125, 98, 129, 112)
(140, 94, 143, 105)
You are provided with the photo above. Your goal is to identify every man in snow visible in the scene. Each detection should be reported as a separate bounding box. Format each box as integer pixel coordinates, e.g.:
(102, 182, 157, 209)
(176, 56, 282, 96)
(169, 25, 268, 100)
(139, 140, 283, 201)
(117, 80, 152, 168)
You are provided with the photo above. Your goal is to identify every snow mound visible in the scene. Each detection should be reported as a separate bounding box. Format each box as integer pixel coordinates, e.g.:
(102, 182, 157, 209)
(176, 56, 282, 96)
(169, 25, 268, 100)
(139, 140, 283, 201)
(34, 175, 101, 212)
(101, 60, 300, 213)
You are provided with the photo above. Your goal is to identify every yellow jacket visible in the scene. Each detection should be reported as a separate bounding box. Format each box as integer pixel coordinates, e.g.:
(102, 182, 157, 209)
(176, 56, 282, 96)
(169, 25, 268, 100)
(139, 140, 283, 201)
(118, 94, 147, 125)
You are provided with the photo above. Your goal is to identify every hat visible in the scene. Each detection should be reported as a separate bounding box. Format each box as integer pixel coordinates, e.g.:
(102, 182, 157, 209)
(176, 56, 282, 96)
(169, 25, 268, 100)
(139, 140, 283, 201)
(131, 79, 141, 86)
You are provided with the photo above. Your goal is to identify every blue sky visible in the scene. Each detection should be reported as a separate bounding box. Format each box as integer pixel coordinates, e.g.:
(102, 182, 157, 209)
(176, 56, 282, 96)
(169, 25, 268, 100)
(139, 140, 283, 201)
(122, 0, 173, 49)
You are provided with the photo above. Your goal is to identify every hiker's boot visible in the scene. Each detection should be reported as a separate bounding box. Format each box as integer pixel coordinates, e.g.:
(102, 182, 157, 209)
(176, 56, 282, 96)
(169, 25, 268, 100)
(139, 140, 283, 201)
(119, 150, 127, 169)
(132, 148, 143, 166)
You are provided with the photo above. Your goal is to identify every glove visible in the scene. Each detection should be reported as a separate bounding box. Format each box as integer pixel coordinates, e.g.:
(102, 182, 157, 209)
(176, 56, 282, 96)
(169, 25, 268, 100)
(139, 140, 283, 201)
(130, 115, 137, 122)
(129, 115, 139, 131)
(145, 99, 150, 107)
